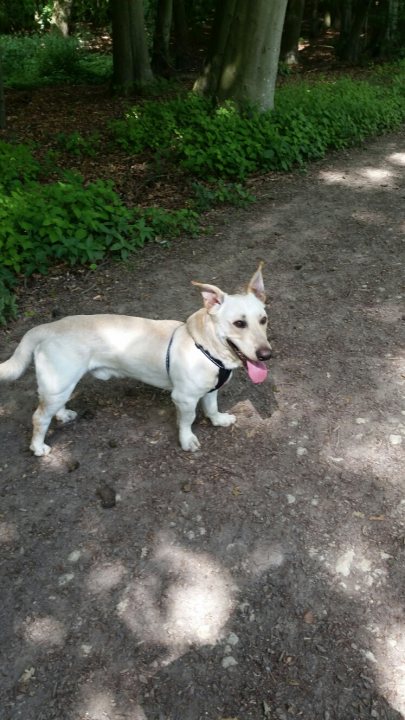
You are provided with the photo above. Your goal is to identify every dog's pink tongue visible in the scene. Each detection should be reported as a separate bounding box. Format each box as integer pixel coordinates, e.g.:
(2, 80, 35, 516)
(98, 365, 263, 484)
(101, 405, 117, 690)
(246, 360, 268, 384)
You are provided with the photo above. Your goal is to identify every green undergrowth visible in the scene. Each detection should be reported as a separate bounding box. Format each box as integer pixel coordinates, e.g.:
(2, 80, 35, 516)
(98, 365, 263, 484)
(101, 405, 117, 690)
(0, 33, 112, 87)
(111, 61, 405, 179)
(2, 61, 405, 324)
(0, 141, 198, 324)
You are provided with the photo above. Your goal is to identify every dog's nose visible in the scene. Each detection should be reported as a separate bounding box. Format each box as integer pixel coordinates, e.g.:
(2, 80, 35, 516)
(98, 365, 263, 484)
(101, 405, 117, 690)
(256, 346, 272, 361)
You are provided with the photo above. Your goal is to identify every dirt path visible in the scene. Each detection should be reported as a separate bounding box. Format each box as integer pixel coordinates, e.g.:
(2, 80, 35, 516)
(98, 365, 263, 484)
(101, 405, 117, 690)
(1, 130, 405, 720)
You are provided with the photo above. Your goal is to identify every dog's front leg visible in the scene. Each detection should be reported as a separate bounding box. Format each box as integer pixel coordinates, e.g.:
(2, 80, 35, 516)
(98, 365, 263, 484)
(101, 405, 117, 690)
(171, 390, 200, 452)
(201, 391, 236, 428)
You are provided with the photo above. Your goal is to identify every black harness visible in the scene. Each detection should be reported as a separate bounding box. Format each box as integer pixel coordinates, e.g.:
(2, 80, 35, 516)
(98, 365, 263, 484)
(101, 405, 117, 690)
(166, 327, 232, 393)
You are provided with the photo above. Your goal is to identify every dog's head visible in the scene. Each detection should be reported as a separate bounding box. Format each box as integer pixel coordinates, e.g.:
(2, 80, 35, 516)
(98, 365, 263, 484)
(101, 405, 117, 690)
(192, 263, 272, 383)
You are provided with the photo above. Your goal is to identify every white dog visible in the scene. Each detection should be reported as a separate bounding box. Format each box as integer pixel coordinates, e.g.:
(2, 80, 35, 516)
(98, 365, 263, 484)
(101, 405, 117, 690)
(0, 265, 272, 456)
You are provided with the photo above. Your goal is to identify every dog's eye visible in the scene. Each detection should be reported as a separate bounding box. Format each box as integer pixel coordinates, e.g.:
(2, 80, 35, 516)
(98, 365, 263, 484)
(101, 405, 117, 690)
(233, 320, 247, 329)
(260, 316, 267, 325)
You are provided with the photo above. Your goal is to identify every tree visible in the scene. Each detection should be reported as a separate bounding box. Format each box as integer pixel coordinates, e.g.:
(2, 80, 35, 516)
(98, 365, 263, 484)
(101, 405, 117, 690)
(152, 0, 174, 74)
(172, 0, 190, 67)
(111, 0, 153, 93)
(280, 0, 306, 64)
(193, 0, 288, 111)
(50, 0, 73, 36)
(336, 0, 372, 62)
(0, 58, 5, 129)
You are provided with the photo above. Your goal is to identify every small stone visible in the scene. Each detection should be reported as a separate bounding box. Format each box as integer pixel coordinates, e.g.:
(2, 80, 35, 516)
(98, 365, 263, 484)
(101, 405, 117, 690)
(67, 460, 80, 473)
(356, 417, 367, 424)
(108, 439, 118, 448)
(182, 482, 192, 493)
(222, 656, 238, 669)
(389, 434, 402, 445)
(96, 484, 116, 508)
(361, 649, 378, 664)
(297, 446, 308, 456)
(286, 494, 296, 504)
(58, 573, 74, 586)
(226, 632, 239, 646)
(68, 550, 81, 563)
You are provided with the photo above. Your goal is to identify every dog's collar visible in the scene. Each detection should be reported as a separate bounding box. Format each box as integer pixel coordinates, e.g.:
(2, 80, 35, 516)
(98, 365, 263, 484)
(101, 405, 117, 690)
(194, 342, 232, 392)
(165, 330, 232, 393)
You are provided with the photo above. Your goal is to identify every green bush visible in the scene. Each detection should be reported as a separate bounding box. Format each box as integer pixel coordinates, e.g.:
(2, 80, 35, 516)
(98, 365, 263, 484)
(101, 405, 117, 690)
(0, 33, 112, 88)
(0, 140, 41, 189)
(0, 267, 17, 326)
(111, 64, 405, 179)
(56, 131, 101, 157)
(0, 143, 200, 323)
(191, 179, 254, 211)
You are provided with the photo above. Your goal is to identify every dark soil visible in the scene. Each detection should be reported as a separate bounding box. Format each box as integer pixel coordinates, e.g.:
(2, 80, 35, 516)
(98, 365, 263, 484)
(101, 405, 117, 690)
(1, 84, 405, 719)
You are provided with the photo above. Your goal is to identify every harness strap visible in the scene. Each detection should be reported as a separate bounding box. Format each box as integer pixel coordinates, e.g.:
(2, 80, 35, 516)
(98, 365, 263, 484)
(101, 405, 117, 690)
(194, 342, 232, 393)
(166, 325, 181, 377)
(166, 330, 232, 393)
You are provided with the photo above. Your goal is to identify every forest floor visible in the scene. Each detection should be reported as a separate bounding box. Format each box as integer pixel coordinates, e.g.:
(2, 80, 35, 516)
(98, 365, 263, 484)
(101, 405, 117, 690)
(1, 73, 405, 720)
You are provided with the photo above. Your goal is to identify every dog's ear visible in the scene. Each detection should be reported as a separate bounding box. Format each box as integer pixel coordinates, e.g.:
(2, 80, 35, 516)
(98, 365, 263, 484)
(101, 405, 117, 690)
(247, 262, 266, 302)
(191, 281, 226, 312)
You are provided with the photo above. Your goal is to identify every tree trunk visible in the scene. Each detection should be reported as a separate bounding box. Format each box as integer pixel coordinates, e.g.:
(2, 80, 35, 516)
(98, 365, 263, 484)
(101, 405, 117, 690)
(194, 0, 288, 111)
(50, 0, 73, 36)
(152, 0, 174, 74)
(0, 58, 6, 130)
(173, 0, 190, 66)
(336, 0, 372, 62)
(111, 0, 153, 93)
(280, 0, 305, 64)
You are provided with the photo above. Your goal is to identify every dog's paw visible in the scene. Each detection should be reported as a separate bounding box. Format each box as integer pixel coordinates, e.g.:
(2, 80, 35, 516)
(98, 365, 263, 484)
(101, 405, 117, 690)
(180, 433, 201, 452)
(30, 442, 52, 457)
(210, 412, 236, 427)
(56, 409, 77, 424)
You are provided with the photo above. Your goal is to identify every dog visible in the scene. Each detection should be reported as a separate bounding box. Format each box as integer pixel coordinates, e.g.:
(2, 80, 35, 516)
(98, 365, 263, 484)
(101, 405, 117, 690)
(0, 264, 272, 456)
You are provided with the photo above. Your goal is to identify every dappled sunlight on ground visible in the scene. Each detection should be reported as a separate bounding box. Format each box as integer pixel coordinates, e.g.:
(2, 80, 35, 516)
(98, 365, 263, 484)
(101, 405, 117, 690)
(87, 561, 128, 595)
(388, 152, 405, 166)
(117, 535, 235, 651)
(78, 688, 147, 720)
(0, 403, 11, 417)
(0, 521, 19, 544)
(22, 615, 67, 648)
(319, 166, 396, 188)
(377, 618, 405, 715)
(318, 146, 405, 190)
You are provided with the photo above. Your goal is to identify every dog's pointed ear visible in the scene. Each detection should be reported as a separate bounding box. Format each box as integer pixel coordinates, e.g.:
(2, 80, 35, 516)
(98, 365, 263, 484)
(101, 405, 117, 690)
(191, 281, 226, 312)
(247, 262, 266, 302)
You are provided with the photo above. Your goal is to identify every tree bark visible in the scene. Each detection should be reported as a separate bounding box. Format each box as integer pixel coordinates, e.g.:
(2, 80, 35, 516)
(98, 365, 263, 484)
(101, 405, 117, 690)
(50, 0, 73, 36)
(0, 58, 6, 130)
(152, 0, 174, 74)
(173, 0, 190, 66)
(336, 0, 372, 62)
(111, 0, 153, 93)
(194, 0, 288, 111)
(280, 0, 305, 64)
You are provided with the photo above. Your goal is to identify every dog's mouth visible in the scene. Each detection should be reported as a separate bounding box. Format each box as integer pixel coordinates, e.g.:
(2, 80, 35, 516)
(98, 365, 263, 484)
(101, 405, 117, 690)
(226, 339, 268, 384)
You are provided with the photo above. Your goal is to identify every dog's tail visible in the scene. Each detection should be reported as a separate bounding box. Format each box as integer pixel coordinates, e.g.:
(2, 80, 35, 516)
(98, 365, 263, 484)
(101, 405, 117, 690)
(0, 326, 46, 382)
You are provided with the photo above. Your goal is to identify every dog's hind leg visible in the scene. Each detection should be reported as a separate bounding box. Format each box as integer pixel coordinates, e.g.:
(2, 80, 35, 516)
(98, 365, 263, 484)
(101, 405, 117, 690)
(201, 391, 236, 428)
(30, 383, 78, 456)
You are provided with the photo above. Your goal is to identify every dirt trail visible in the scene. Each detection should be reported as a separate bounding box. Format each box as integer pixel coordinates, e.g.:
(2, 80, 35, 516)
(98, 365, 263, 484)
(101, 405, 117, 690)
(1, 130, 405, 720)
